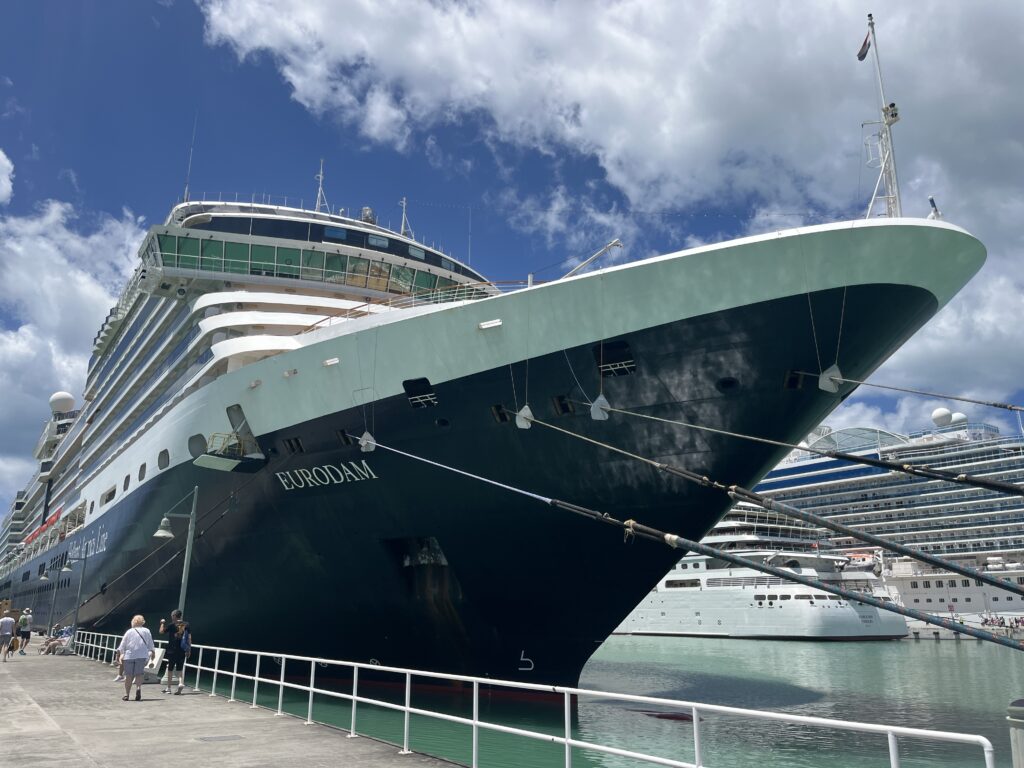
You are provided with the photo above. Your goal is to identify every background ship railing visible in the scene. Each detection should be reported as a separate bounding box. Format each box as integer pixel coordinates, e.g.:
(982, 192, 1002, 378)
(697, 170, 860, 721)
(72, 631, 995, 768)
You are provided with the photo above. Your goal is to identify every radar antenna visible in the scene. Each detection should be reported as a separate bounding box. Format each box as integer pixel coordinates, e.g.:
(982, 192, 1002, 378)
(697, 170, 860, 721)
(183, 113, 198, 203)
(862, 13, 902, 219)
(399, 196, 414, 239)
(314, 159, 330, 213)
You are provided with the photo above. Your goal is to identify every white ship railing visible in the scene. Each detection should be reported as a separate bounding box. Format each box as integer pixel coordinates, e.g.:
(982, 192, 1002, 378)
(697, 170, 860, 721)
(73, 631, 995, 768)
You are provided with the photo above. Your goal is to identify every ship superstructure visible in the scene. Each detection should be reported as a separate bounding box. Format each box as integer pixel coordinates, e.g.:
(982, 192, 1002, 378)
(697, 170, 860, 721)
(0, 193, 985, 684)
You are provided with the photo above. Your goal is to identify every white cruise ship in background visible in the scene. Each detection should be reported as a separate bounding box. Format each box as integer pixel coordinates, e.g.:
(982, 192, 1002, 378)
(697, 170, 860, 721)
(615, 506, 907, 639)
(754, 409, 1024, 623)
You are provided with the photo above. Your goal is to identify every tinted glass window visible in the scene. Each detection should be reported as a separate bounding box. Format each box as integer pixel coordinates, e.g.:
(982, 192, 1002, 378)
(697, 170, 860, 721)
(193, 217, 252, 235)
(324, 226, 348, 242)
(251, 218, 310, 241)
(408, 246, 425, 260)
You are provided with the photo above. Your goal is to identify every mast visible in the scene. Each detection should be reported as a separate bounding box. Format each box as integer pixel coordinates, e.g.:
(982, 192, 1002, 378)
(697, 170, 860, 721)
(863, 13, 902, 219)
(399, 196, 414, 239)
(314, 159, 330, 213)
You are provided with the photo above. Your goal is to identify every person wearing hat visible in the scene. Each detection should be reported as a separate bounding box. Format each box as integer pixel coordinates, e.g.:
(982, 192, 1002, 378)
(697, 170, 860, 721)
(17, 607, 32, 655)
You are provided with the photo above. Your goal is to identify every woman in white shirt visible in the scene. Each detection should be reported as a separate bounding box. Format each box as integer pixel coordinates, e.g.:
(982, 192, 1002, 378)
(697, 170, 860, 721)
(116, 615, 155, 701)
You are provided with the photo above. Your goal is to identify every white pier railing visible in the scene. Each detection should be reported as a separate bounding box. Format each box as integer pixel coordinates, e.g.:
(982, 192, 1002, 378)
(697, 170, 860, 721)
(74, 631, 995, 768)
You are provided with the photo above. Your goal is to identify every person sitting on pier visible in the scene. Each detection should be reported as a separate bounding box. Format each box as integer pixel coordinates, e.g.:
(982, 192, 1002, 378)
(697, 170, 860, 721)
(116, 615, 155, 701)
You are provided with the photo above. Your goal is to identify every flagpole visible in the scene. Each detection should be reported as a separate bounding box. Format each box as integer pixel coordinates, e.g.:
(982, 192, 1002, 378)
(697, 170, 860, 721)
(866, 13, 902, 217)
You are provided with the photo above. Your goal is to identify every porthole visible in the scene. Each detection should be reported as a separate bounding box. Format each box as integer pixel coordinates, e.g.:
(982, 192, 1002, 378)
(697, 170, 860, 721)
(715, 377, 740, 393)
(188, 433, 207, 459)
(123, 475, 130, 492)
(158, 449, 170, 470)
(138, 463, 147, 481)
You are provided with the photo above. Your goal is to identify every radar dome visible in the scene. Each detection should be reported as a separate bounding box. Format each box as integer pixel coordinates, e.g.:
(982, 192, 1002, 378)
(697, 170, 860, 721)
(931, 407, 952, 427)
(950, 412, 968, 425)
(48, 391, 75, 414)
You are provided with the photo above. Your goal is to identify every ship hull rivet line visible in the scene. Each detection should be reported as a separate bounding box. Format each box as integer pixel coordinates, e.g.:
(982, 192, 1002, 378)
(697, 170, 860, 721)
(356, 433, 1024, 653)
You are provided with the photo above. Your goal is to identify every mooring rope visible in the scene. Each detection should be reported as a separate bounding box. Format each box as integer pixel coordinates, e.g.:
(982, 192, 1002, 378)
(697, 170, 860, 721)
(797, 372, 1024, 412)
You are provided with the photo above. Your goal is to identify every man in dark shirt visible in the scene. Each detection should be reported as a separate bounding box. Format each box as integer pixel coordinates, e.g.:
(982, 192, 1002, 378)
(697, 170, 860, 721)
(159, 609, 191, 694)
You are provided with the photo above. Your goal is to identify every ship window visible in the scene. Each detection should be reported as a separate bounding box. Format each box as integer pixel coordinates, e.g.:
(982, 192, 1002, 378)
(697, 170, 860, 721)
(324, 226, 349, 243)
(282, 437, 305, 454)
(829, 596, 842, 601)
(975, 579, 982, 586)
(965, 597, 971, 602)
(276, 247, 301, 278)
(923, 581, 931, 588)
(910, 581, 918, 588)
(177, 237, 200, 269)
(389, 266, 414, 294)
(336, 430, 356, 447)
(251, 218, 310, 241)
(100, 487, 116, 506)
(767, 594, 778, 601)
(814, 595, 828, 600)
(413, 271, 437, 292)
(367, 261, 391, 291)
(408, 246, 425, 260)
(913, 598, 920, 603)
(951, 597, 958, 602)
(754, 594, 767, 601)
(346, 256, 369, 288)
(201, 240, 224, 272)
(593, 340, 636, 377)
(324, 253, 347, 283)
(250, 244, 276, 276)
(89, 501, 94, 514)
(1018, 577, 1024, 585)
(158, 449, 170, 470)
(368, 234, 389, 248)
(926, 598, 933, 603)
(123, 475, 130, 492)
(947, 579, 956, 587)
(678, 563, 688, 570)
(224, 241, 250, 273)
(491, 405, 511, 423)
(780, 594, 791, 600)
(302, 250, 325, 280)
(403, 378, 438, 408)
(157, 234, 177, 255)
(188, 434, 207, 459)
(138, 463, 146, 481)
(993, 597, 1000, 602)
(441, 258, 456, 271)
(692, 563, 699, 569)
(665, 579, 700, 588)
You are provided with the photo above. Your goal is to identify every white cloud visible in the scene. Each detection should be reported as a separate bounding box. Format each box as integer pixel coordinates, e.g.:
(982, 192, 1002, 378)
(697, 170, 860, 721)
(0, 191, 146, 503)
(0, 148, 12, 204)
(198, 0, 1024, 429)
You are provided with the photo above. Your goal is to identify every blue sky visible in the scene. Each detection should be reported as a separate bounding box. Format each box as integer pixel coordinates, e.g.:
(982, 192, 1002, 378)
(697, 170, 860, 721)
(1, 0, 1023, 504)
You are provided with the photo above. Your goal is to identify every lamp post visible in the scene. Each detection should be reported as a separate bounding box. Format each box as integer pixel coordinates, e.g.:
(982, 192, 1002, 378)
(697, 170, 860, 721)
(152, 486, 198, 616)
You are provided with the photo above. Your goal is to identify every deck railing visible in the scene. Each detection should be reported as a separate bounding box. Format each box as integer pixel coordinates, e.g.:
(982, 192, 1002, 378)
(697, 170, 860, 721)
(72, 631, 995, 768)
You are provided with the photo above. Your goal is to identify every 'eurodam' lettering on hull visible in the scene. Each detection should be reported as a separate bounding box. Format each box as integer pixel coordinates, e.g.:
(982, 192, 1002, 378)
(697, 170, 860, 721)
(275, 460, 378, 491)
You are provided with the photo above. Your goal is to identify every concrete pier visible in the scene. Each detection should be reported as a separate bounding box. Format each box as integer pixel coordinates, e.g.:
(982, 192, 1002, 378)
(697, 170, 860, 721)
(1, 651, 449, 767)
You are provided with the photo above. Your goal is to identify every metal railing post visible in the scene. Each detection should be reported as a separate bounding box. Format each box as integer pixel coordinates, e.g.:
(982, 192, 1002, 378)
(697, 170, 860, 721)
(564, 690, 573, 768)
(210, 648, 221, 697)
(229, 652, 239, 702)
(472, 681, 479, 768)
(693, 706, 702, 766)
(194, 647, 204, 691)
(400, 672, 412, 754)
(251, 654, 261, 708)
(306, 660, 316, 725)
(887, 731, 901, 768)
(276, 657, 286, 716)
(348, 666, 359, 737)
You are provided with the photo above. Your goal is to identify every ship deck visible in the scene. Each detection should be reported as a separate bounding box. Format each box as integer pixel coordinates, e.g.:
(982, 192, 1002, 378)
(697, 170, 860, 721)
(1, 652, 447, 768)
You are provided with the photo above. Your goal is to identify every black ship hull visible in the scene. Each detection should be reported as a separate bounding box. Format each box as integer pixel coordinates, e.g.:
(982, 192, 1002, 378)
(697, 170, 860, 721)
(11, 282, 936, 686)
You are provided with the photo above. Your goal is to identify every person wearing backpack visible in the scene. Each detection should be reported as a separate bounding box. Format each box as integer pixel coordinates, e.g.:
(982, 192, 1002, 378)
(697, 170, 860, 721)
(17, 608, 32, 655)
(159, 610, 191, 695)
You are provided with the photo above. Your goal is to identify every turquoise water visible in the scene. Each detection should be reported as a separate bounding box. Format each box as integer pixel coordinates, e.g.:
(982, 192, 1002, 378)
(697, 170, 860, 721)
(199, 636, 1021, 767)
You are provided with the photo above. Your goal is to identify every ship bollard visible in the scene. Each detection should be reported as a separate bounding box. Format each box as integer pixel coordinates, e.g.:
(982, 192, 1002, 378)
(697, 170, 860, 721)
(1009, 699, 1024, 768)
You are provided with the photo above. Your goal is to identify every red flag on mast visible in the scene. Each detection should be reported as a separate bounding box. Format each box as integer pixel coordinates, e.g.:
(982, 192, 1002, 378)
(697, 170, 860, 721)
(856, 33, 871, 61)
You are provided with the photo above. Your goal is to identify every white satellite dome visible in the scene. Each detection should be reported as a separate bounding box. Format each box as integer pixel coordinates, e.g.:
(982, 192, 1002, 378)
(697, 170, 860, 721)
(950, 412, 968, 425)
(48, 391, 75, 414)
(931, 407, 952, 427)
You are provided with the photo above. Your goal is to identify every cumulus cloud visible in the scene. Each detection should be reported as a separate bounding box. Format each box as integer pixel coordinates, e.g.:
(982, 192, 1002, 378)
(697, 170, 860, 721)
(0, 176, 147, 502)
(0, 148, 12, 204)
(199, 0, 1024, 422)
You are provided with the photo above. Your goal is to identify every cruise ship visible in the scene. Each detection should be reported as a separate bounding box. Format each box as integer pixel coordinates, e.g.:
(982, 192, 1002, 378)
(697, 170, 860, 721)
(614, 506, 908, 639)
(752, 411, 1024, 622)
(0, 192, 984, 685)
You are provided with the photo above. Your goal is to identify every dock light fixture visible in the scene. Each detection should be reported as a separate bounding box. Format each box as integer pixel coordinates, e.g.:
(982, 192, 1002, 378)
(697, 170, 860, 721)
(151, 486, 199, 615)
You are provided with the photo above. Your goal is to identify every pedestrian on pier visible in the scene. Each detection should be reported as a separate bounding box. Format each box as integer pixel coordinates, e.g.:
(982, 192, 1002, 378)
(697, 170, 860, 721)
(0, 611, 14, 661)
(17, 608, 32, 655)
(159, 610, 191, 695)
(116, 615, 155, 701)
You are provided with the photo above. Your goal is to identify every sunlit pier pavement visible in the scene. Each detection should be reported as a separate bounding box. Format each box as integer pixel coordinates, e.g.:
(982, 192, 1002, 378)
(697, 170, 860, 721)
(1, 651, 448, 768)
